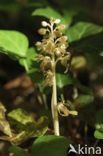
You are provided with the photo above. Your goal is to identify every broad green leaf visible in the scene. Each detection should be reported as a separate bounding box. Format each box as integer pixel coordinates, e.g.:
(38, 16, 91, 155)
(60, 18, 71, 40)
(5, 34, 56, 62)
(0, 120, 12, 137)
(68, 22, 103, 42)
(32, 7, 61, 19)
(67, 22, 103, 54)
(0, 102, 12, 137)
(32, 7, 67, 25)
(10, 116, 48, 145)
(26, 47, 38, 61)
(94, 130, 103, 139)
(0, 30, 29, 58)
(7, 108, 48, 145)
(9, 146, 30, 156)
(56, 73, 73, 89)
(8, 108, 34, 126)
(31, 135, 72, 156)
(61, 10, 72, 27)
(19, 47, 38, 71)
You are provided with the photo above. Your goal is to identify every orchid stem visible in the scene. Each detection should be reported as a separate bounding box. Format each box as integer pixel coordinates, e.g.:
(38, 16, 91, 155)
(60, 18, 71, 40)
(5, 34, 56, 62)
(52, 67, 60, 136)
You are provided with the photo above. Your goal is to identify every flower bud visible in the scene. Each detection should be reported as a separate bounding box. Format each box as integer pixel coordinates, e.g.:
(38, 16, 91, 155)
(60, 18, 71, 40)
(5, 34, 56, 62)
(49, 17, 54, 23)
(55, 19, 61, 24)
(55, 48, 61, 56)
(42, 46, 46, 51)
(38, 28, 47, 35)
(57, 24, 66, 31)
(45, 56, 51, 61)
(55, 50, 61, 57)
(63, 36, 68, 41)
(35, 41, 41, 46)
(54, 31, 62, 37)
(60, 44, 66, 50)
(41, 21, 48, 27)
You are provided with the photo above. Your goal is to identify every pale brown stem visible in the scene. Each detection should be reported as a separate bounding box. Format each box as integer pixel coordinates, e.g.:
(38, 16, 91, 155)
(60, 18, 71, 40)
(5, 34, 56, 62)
(50, 22, 60, 136)
(51, 60, 60, 136)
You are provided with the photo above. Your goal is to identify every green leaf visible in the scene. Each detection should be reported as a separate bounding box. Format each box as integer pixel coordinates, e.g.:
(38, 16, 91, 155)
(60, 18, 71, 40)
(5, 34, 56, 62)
(7, 108, 48, 145)
(9, 146, 30, 156)
(26, 47, 38, 61)
(56, 73, 73, 89)
(67, 22, 103, 54)
(61, 10, 72, 27)
(94, 130, 103, 139)
(10, 116, 48, 145)
(19, 47, 38, 71)
(0, 30, 29, 59)
(68, 22, 103, 42)
(32, 7, 67, 25)
(32, 7, 60, 19)
(8, 108, 34, 126)
(0, 102, 12, 137)
(31, 135, 72, 156)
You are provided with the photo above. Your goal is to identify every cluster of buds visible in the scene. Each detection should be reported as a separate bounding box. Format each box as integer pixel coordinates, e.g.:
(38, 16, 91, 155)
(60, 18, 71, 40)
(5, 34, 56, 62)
(35, 17, 71, 86)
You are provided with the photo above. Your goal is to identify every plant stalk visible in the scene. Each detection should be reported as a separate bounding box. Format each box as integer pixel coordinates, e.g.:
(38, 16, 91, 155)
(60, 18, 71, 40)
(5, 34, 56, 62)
(52, 60, 60, 136)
